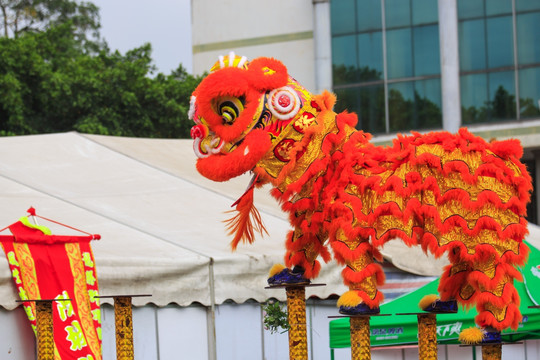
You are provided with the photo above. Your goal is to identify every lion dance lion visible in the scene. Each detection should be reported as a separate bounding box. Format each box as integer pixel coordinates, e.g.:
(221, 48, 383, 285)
(189, 53, 532, 341)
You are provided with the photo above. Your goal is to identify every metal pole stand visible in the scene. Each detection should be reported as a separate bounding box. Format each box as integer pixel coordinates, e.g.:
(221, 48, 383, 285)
(460, 340, 514, 360)
(481, 343, 502, 360)
(396, 311, 448, 360)
(96, 294, 151, 360)
(36, 300, 55, 360)
(17, 298, 72, 360)
(329, 313, 390, 360)
(417, 313, 437, 360)
(266, 283, 325, 360)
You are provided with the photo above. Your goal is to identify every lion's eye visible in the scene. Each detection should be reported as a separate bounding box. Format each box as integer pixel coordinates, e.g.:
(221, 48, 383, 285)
(217, 97, 244, 125)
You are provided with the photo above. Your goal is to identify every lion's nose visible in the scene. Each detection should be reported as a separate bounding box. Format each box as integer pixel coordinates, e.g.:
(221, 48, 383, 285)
(192, 124, 225, 159)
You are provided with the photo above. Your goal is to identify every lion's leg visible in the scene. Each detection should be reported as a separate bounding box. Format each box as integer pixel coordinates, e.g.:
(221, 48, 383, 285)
(438, 248, 475, 304)
(268, 227, 329, 285)
(284, 227, 329, 279)
(331, 230, 385, 311)
(468, 255, 522, 331)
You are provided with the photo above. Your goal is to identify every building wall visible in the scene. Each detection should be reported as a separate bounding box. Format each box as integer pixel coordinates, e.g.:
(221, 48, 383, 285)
(191, 0, 317, 92)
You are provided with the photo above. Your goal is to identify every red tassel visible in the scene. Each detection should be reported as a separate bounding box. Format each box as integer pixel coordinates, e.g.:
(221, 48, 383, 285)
(224, 175, 268, 250)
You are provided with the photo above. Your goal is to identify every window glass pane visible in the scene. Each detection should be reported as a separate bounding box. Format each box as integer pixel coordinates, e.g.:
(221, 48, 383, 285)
(356, 0, 382, 31)
(331, 0, 356, 35)
(412, 0, 438, 25)
(458, 0, 484, 19)
(386, 28, 413, 79)
(389, 81, 415, 132)
(488, 71, 516, 121)
(486, 0, 512, 16)
(460, 73, 488, 124)
(486, 16, 514, 68)
(517, 12, 540, 65)
(519, 67, 540, 119)
(516, 0, 540, 12)
(459, 19, 486, 71)
(358, 32, 384, 81)
(334, 86, 386, 134)
(414, 78, 443, 129)
(413, 24, 440, 76)
(332, 35, 359, 85)
(385, 0, 411, 28)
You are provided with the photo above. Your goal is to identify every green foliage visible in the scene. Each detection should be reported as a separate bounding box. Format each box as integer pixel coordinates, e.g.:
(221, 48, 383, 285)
(0, 23, 203, 138)
(262, 301, 289, 334)
(0, 0, 102, 50)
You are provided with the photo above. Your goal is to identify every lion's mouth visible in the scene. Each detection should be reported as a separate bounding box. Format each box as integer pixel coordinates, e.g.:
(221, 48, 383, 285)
(195, 129, 272, 182)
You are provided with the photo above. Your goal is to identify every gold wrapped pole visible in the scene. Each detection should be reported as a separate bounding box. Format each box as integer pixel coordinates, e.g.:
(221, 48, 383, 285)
(36, 300, 54, 360)
(350, 316, 371, 360)
(417, 313, 437, 360)
(114, 296, 134, 360)
(95, 293, 151, 360)
(286, 286, 308, 360)
(482, 344, 502, 360)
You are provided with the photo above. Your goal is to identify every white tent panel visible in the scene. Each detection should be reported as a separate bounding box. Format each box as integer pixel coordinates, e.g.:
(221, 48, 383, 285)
(0, 132, 348, 308)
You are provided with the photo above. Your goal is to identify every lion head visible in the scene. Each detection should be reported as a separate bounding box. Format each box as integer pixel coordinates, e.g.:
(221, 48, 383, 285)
(189, 52, 317, 183)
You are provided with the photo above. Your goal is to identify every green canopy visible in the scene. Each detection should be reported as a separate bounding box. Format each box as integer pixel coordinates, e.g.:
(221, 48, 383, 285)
(329, 241, 540, 349)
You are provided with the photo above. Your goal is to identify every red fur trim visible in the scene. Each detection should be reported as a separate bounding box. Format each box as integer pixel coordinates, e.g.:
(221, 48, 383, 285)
(341, 263, 385, 286)
(468, 264, 522, 291)
(490, 138, 523, 159)
(475, 303, 522, 331)
(355, 289, 385, 308)
(313, 91, 337, 112)
(439, 265, 470, 300)
(475, 287, 519, 311)
(246, 57, 289, 91)
(194, 69, 262, 142)
(284, 252, 321, 279)
(331, 241, 375, 264)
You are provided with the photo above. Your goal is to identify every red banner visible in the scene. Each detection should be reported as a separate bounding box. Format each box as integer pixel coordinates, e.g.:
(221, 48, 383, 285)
(0, 217, 102, 360)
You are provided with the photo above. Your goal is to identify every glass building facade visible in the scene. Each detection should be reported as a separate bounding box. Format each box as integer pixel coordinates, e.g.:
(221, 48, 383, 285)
(330, 0, 540, 134)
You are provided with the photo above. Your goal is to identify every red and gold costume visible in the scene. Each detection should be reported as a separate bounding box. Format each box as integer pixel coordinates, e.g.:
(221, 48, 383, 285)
(189, 53, 531, 332)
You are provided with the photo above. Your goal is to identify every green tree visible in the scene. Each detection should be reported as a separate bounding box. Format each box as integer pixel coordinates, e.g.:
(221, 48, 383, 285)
(0, 0, 102, 51)
(0, 23, 203, 138)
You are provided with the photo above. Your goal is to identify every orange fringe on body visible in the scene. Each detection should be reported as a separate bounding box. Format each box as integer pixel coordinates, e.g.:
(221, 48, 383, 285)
(225, 185, 268, 250)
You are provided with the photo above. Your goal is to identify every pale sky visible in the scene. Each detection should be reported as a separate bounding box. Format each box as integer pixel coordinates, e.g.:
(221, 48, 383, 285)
(90, 0, 193, 75)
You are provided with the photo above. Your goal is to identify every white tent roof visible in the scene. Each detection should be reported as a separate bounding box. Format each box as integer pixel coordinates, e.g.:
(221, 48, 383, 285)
(0, 132, 350, 309)
(3, 132, 526, 309)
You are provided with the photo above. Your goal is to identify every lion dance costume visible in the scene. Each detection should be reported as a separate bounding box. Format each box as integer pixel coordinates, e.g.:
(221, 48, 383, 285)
(189, 53, 532, 339)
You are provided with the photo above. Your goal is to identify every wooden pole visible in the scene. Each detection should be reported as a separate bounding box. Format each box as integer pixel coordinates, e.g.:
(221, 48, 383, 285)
(36, 300, 55, 360)
(417, 313, 437, 360)
(350, 316, 371, 360)
(286, 286, 308, 360)
(114, 296, 134, 360)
